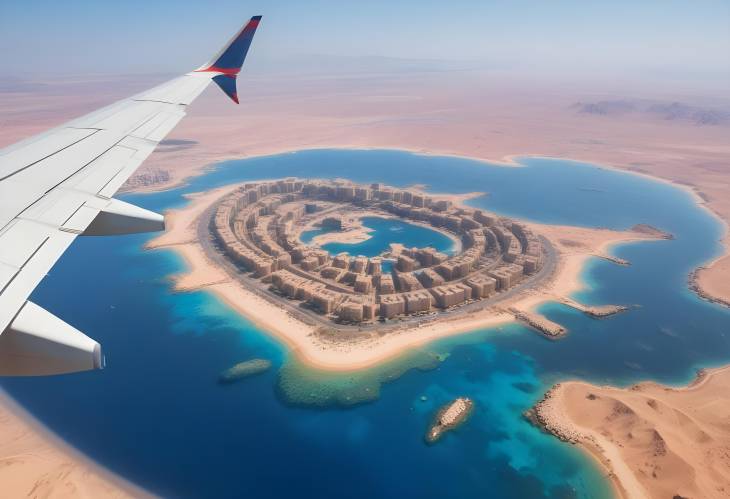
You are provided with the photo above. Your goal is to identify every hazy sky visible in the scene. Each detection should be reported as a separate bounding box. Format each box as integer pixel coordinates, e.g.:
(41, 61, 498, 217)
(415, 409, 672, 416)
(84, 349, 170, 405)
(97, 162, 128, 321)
(1, 0, 728, 86)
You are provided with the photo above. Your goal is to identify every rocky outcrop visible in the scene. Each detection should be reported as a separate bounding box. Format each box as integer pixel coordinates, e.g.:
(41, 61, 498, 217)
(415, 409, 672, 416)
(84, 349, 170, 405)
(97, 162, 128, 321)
(425, 397, 474, 444)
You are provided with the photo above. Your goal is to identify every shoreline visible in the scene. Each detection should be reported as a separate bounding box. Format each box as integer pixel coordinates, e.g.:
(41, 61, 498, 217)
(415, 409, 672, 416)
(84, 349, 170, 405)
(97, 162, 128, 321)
(0, 71, 730, 499)
(204, 281, 515, 372)
(126, 145, 730, 309)
(0, 389, 151, 498)
(299, 210, 464, 255)
(531, 365, 730, 499)
(148, 182, 662, 373)
(126, 144, 726, 250)
(2, 148, 724, 496)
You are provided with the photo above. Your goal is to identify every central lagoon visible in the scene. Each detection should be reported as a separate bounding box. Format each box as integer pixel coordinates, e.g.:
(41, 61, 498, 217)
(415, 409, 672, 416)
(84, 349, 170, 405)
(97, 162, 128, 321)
(301, 215, 456, 273)
(3, 149, 730, 498)
(301, 216, 457, 257)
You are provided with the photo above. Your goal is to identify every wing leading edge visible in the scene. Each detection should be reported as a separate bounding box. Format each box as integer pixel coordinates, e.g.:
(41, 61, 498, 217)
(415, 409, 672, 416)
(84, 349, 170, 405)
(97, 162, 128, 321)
(0, 16, 263, 376)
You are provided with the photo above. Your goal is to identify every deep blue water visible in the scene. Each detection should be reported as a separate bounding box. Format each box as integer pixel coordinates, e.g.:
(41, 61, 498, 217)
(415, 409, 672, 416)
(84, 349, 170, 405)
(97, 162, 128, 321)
(3, 149, 730, 499)
(301, 216, 455, 260)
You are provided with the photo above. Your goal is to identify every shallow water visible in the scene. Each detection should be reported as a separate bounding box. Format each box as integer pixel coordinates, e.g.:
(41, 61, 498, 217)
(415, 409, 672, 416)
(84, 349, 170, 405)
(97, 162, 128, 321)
(3, 149, 729, 499)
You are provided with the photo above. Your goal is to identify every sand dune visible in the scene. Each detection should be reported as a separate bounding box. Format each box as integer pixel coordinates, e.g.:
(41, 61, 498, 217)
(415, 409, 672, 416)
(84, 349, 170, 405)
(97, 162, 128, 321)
(532, 367, 730, 499)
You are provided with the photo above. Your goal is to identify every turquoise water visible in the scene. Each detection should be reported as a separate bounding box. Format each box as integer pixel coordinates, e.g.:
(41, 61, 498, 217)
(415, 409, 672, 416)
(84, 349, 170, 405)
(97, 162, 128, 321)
(2, 149, 729, 498)
(301, 215, 456, 259)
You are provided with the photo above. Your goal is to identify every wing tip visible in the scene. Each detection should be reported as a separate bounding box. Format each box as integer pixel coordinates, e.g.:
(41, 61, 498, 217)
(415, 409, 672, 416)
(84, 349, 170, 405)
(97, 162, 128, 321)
(195, 15, 262, 103)
(212, 74, 240, 104)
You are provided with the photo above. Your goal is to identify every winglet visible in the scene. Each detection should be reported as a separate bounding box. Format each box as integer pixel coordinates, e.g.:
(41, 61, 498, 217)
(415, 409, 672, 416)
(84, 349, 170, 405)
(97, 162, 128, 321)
(194, 15, 262, 103)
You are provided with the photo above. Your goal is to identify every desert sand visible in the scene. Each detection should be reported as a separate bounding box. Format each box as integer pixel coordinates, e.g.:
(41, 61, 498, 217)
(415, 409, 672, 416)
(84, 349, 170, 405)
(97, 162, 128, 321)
(1, 68, 727, 496)
(532, 366, 730, 499)
(1, 70, 726, 306)
(122, 71, 729, 309)
(0, 391, 146, 498)
(146, 183, 663, 371)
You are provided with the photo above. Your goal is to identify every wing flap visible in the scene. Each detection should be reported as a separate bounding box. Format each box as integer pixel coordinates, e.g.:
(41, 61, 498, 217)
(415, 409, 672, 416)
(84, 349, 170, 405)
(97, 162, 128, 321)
(19, 189, 88, 227)
(66, 145, 138, 194)
(0, 180, 43, 229)
(0, 225, 76, 333)
(0, 263, 17, 293)
(97, 139, 156, 198)
(7, 130, 120, 202)
(0, 128, 96, 180)
(61, 205, 100, 233)
(0, 220, 49, 268)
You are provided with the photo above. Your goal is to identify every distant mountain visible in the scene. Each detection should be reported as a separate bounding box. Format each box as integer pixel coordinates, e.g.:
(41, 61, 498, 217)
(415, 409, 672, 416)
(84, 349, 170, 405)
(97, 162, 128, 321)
(645, 102, 730, 125)
(571, 99, 729, 125)
(572, 100, 636, 116)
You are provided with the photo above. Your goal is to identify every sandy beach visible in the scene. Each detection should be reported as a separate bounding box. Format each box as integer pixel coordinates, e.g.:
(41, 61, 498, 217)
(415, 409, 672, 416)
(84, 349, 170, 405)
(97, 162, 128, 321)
(0, 67, 727, 496)
(147, 183, 663, 371)
(0, 391, 147, 498)
(532, 366, 730, 499)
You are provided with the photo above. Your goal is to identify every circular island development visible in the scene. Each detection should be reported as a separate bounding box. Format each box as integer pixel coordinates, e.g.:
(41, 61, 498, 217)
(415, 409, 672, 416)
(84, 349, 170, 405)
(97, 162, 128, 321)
(208, 178, 549, 331)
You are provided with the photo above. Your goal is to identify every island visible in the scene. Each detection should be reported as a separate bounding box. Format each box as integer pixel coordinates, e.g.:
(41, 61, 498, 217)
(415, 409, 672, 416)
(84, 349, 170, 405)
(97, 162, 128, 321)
(209, 179, 546, 326)
(148, 178, 666, 371)
(425, 397, 474, 444)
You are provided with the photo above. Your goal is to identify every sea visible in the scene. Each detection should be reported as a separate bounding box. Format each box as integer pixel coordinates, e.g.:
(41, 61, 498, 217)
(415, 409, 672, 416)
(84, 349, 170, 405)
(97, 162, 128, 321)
(300, 215, 456, 256)
(3, 149, 729, 499)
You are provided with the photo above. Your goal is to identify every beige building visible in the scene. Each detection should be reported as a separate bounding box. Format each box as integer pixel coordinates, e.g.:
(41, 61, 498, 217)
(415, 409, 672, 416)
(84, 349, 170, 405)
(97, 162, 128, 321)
(352, 256, 368, 274)
(397, 254, 417, 272)
(404, 291, 432, 314)
(430, 284, 471, 308)
(332, 253, 350, 269)
(418, 268, 445, 288)
(354, 275, 373, 294)
(465, 274, 497, 298)
(311, 288, 339, 314)
(378, 274, 396, 294)
(337, 301, 364, 322)
(397, 272, 423, 292)
(380, 294, 406, 318)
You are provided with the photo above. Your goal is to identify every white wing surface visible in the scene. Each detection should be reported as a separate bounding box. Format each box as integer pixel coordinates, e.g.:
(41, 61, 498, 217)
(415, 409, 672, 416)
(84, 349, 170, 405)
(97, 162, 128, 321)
(0, 16, 262, 376)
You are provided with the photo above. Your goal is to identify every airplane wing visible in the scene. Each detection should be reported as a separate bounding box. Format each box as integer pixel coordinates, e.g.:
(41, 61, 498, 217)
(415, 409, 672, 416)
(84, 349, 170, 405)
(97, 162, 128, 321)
(0, 16, 262, 376)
